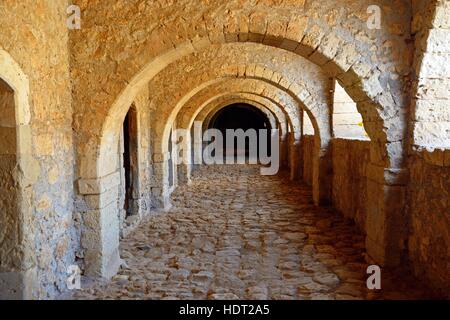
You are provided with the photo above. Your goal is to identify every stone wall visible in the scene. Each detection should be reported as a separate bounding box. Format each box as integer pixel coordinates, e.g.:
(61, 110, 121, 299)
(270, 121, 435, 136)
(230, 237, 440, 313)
(0, 0, 75, 299)
(411, 0, 450, 148)
(331, 139, 370, 233)
(408, 150, 450, 295)
(407, 0, 450, 296)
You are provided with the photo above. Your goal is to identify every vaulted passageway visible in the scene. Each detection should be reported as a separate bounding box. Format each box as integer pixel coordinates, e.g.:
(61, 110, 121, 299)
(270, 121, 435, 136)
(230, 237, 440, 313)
(1, 0, 449, 300)
(72, 165, 429, 300)
(208, 103, 272, 159)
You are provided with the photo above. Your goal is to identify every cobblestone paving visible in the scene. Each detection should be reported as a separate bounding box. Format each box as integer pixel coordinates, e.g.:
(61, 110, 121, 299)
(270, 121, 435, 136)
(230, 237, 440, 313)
(72, 165, 430, 300)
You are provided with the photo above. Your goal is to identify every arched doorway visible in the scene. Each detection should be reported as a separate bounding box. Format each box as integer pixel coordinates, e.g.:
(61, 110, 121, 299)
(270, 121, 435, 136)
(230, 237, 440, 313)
(0, 78, 21, 298)
(0, 50, 35, 299)
(0, 75, 35, 299)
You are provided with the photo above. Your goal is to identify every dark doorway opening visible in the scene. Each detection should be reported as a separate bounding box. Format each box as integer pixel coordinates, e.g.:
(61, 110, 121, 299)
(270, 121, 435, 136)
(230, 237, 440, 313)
(168, 129, 174, 187)
(209, 103, 271, 161)
(123, 105, 138, 218)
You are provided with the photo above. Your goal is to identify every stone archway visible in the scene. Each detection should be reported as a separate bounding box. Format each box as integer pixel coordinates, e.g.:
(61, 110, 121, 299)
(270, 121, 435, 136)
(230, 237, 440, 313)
(176, 93, 290, 181)
(176, 96, 283, 185)
(207, 103, 273, 164)
(196, 96, 295, 174)
(76, 18, 409, 277)
(160, 77, 328, 205)
(0, 49, 36, 299)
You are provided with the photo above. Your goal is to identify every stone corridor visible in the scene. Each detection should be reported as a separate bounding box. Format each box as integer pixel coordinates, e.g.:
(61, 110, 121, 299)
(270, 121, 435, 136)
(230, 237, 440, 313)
(70, 166, 429, 300)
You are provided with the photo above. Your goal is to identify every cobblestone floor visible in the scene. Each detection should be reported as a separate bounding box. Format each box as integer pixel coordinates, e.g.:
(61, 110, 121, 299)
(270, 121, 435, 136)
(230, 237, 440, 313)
(72, 165, 430, 300)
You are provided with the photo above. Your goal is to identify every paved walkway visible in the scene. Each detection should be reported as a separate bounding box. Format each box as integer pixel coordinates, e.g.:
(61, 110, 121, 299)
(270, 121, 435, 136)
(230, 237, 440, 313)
(72, 165, 428, 300)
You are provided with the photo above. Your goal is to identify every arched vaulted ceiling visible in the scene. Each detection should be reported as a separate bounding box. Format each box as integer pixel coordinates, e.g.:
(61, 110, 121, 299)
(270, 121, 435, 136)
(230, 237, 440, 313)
(73, 0, 413, 180)
(179, 93, 290, 136)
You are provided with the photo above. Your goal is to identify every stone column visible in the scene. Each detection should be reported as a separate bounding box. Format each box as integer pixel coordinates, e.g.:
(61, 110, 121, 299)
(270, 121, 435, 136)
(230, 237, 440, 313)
(286, 132, 292, 170)
(365, 163, 408, 267)
(78, 171, 121, 279)
(134, 88, 152, 219)
(290, 139, 302, 180)
(177, 163, 191, 185)
(312, 138, 332, 206)
(279, 135, 289, 169)
(176, 133, 192, 185)
(298, 135, 304, 180)
(151, 152, 172, 210)
(191, 126, 204, 172)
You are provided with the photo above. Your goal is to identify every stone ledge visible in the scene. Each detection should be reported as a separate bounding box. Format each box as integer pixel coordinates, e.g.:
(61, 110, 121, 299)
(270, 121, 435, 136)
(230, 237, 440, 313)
(366, 164, 409, 185)
(412, 148, 450, 167)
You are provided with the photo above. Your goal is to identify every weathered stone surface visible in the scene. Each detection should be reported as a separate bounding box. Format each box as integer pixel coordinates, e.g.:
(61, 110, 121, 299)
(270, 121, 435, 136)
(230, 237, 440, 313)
(0, 0, 448, 300)
(407, 152, 450, 295)
(0, 1, 75, 299)
(331, 139, 371, 232)
(71, 166, 430, 300)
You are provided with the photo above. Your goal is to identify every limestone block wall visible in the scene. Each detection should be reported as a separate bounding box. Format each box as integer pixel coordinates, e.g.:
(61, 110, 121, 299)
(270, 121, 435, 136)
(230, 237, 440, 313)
(407, 0, 450, 295)
(408, 150, 450, 295)
(331, 139, 371, 233)
(411, 0, 450, 148)
(0, 1, 76, 299)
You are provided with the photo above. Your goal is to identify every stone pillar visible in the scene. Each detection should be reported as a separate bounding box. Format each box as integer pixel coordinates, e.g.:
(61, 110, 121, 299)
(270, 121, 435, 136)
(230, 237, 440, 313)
(151, 152, 172, 210)
(365, 163, 408, 267)
(78, 171, 121, 279)
(177, 163, 191, 185)
(298, 136, 304, 180)
(286, 132, 293, 170)
(279, 135, 289, 169)
(134, 89, 153, 219)
(176, 133, 192, 185)
(312, 139, 332, 206)
(138, 141, 152, 218)
(290, 139, 302, 180)
(190, 129, 204, 172)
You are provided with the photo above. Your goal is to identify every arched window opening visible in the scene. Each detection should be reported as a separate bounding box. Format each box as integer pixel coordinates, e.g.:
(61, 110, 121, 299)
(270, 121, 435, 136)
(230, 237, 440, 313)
(332, 81, 370, 140)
